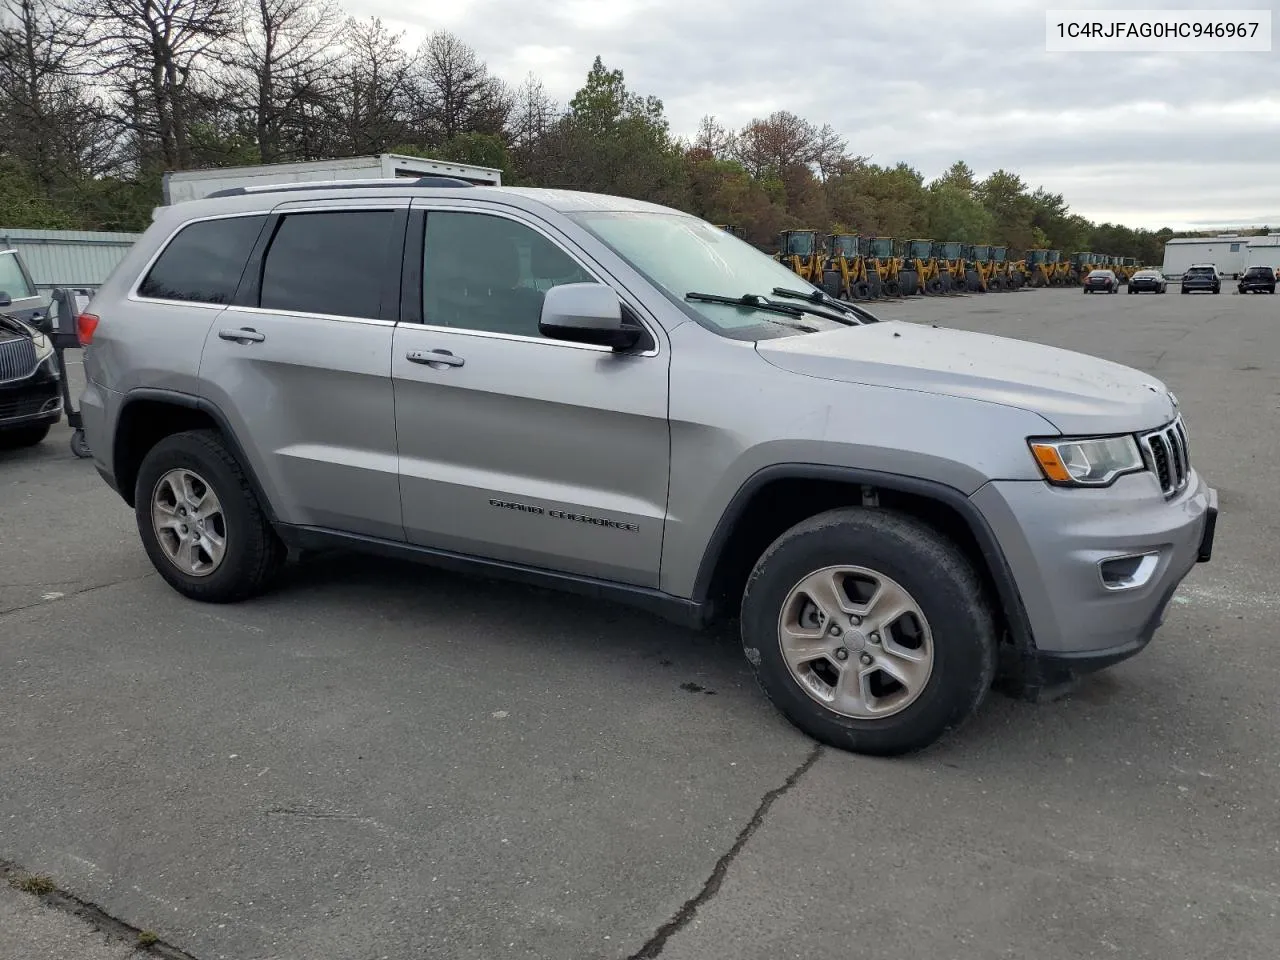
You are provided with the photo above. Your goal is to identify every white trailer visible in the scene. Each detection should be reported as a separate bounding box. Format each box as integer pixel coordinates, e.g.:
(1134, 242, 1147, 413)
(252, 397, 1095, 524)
(1246, 235, 1280, 270)
(161, 154, 502, 205)
(1161, 236, 1249, 279)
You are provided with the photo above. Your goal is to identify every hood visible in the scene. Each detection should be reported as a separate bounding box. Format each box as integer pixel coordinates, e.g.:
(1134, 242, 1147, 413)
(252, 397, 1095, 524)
(755, 321, 1177, 436)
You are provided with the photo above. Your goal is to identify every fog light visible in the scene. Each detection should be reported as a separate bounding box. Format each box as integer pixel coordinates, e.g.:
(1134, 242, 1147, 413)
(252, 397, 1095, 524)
(1098, 552, 1160, 591)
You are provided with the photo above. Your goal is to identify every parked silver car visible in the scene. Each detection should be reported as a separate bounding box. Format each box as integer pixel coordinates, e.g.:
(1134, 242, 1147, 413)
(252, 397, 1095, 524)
(76, 180, 1219, 755)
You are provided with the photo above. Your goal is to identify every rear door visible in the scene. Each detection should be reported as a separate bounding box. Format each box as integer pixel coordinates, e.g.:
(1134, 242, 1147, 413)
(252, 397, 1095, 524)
(391, 202, 671, 587)
(197, 198, 407, 540)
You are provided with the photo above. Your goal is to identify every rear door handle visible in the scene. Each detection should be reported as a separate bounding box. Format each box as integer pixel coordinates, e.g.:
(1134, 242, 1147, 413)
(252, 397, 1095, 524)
(218, 327, 266, 343)
(407, 349, 465, 368)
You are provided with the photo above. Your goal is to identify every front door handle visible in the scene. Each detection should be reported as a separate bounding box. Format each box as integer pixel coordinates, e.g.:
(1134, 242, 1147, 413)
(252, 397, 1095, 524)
(218, 327, 266, 344)
(407, 349, 465, 368)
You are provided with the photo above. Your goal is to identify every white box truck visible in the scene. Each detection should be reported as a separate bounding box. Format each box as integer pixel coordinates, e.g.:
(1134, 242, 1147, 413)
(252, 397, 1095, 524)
(1246, 235, 1280, 270)
(161, 154, 502, 205)
(1161, 236, 1249, 279)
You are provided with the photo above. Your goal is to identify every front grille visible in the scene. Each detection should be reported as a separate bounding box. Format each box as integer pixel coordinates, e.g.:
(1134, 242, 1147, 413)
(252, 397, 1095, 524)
(1140, 417, 1191, 497)
(0, 337, 38, 382)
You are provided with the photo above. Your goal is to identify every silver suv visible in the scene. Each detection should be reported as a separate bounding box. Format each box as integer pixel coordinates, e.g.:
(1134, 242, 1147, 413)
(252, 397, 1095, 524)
(77, 180, 1219, 755)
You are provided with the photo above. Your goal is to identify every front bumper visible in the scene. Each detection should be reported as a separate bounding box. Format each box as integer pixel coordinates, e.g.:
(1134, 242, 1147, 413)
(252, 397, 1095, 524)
(0, 369, 62, 429)
(972, 470, 1217, 673)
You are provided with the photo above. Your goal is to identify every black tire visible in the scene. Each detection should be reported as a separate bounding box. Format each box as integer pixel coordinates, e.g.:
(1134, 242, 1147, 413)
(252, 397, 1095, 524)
(898, 269, 919, 297)
(740, 507, 998, 756)
(926, 277, 944, 295)
(134, 429, 285, 603)
(852, 281, 871, 300)
(1181, 287, 1188, 294)
(69, 430, 92, 459)
(0, 424, 50, 449)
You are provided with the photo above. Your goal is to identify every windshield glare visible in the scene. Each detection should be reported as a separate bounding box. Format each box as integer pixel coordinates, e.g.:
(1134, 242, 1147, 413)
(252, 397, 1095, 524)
(570, 211, 851, 339)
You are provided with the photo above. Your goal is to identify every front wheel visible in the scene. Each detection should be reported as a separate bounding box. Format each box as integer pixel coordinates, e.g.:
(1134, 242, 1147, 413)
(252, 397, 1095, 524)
(740, 508, 998, 756)
(134, 429, 285, 603)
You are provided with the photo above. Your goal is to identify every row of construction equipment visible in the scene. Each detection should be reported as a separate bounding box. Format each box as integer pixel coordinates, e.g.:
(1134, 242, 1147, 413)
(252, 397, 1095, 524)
(716, 226, 1145, 301)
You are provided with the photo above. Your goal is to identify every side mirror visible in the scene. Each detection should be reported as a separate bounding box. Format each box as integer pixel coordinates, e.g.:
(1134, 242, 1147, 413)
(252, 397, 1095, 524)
(0, 291, 10, 308)
(539, 283, 641, 351)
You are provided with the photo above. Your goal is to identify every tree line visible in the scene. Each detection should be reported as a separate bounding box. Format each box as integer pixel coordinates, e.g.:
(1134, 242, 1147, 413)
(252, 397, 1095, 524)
(0, 0, 1234, 261)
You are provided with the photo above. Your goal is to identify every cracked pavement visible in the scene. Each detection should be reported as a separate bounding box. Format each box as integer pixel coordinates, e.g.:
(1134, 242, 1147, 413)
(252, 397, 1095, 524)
(2, 289, 1279, 959)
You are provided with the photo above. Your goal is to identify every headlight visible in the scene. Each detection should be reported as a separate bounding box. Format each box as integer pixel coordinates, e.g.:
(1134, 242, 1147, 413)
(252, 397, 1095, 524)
(1028, 435, 1144, 487)
(37, 348, 60, 377)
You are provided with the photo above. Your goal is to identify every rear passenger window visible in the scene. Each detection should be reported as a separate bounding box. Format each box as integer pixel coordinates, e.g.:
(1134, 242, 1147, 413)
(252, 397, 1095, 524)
(259, 211, 393, 318)
(138, 216, 266, 304)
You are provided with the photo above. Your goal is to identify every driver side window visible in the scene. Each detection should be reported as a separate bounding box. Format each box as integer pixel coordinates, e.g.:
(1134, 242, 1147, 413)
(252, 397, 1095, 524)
(422, 211, 591, 337)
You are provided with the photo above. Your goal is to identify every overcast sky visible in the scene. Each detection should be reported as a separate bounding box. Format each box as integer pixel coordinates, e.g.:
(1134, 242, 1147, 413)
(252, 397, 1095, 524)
(350, 0, 1279, 231)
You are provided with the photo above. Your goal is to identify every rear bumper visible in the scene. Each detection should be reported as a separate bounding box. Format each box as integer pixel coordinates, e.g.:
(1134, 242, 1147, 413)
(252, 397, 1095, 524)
(972, 472, 1217, 667)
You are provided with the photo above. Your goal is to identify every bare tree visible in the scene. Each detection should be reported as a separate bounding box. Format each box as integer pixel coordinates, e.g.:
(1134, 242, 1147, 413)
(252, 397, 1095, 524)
(411, 30, 509, 144)
(234, 0, 341, 162)
(693, 114, 734, 160)
(68, 0, 238, 171)
(505, 71, 557, 152)
(326, 16, 412, 156)
(734, 110, 847, 179)
(0, 0, 97, 189)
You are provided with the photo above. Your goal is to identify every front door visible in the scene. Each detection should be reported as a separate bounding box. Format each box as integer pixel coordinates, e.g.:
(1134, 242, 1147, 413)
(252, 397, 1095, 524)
(198, 201, 407, 541)
(392, 205, 670, 587)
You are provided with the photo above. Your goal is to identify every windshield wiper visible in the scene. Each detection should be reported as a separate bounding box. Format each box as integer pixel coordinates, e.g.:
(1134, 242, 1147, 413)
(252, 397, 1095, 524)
(771, 287, 877, 325)
(684, 292, 820, 332)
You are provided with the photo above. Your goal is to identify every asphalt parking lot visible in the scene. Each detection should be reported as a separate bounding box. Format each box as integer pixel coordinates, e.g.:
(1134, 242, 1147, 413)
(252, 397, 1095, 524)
(3, 285, 1278, 960)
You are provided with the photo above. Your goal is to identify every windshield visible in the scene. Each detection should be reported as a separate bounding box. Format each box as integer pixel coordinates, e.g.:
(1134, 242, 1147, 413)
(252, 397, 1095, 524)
(570, 211, 850, 340)
(1188, 266, 1215, 275)
(830, 236, 858, 258)
(938, 242, 962, 259)
(1245, 266, 1272, 275)
(867, 238, 894, 258)
(782, 233, 816, 256)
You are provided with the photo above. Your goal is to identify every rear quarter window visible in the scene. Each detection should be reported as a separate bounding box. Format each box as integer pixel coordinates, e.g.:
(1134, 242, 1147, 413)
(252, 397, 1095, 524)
(137, 215, 268, 304)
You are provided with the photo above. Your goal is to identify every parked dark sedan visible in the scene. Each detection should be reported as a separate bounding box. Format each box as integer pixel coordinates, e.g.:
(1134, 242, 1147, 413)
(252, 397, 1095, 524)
(1237, 265, 1276, 294)
(1128, 269, 1167, 294)
(0, 309, 62, 449)
(1181, 264, 1221, 294)
(1083, 268, 1118, 293)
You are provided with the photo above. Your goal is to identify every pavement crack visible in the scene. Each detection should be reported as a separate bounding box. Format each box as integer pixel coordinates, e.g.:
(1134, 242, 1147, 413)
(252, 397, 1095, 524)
(1, 858, 202, 959)
(0, 573, 154, 619)
(266, 806, 365, 821)
(627, 743, 823, 959)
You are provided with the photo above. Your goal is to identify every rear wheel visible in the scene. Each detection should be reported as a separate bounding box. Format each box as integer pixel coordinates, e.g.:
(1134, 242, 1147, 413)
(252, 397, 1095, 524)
(740, 508, 998, 756)
(134, 429, 285, 603)
(0, 424, 50, 449)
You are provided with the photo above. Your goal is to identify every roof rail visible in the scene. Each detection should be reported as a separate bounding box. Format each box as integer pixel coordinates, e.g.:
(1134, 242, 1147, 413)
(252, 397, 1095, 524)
(205, 176, 478, 199)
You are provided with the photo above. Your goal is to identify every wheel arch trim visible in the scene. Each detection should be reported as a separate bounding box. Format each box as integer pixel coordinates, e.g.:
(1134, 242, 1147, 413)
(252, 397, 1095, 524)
(115, 387, 278, 523)
(689, 463, 1036, 651)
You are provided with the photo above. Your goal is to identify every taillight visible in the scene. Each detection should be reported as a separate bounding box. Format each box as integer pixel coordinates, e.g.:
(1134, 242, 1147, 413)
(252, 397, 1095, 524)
(77, 313, 99, 345)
